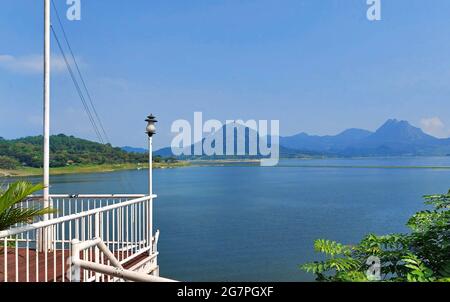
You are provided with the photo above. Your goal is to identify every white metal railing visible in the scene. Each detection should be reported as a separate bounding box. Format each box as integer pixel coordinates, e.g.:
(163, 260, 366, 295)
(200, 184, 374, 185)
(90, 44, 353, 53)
(0, 194, 157, 282)
(71, 238, 176, 282)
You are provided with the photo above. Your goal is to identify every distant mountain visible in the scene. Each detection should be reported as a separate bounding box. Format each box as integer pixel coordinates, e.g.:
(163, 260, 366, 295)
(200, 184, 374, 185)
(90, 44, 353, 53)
(154, 146, 176, 157)
(155, 119, 450, 158)
(280, 128, 373, 152)
(155, 122, 320, 158)
(121, 146, 148, 154)
(156, 122, 269, 159)
(281, 119, 450, 156)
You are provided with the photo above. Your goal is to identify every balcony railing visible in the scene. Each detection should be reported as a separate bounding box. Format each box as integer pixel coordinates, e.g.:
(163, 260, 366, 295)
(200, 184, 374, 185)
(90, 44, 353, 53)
(0, 194, 158, 282)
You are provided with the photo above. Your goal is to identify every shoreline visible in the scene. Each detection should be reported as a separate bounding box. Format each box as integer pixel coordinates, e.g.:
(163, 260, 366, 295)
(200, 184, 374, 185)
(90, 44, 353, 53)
(3, 157, 450, 178)
(0, 161, 191, 178)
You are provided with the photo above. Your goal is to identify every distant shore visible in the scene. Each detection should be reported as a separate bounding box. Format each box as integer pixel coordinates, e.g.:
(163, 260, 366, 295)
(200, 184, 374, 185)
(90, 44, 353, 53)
(0, 161, 191, 178)
(4, 157, 450, 178)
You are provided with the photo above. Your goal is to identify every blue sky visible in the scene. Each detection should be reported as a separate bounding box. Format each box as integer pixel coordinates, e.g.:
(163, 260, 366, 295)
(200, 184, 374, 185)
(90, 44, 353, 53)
(1, 0, 450, 149)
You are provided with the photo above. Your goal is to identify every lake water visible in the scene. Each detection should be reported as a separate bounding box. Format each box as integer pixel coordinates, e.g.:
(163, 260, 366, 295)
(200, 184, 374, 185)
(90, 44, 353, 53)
(7, 157, 450, 281)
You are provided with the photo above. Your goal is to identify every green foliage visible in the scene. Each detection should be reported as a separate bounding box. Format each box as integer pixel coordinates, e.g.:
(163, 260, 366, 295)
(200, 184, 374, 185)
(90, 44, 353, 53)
(313, 239, 352, 257)
(402, 254, 436, 282)
(0, 181, 57, 231)
(0, 156, 20, 169)
(0, 134, 148, 168)
(301, 190, 450, 282)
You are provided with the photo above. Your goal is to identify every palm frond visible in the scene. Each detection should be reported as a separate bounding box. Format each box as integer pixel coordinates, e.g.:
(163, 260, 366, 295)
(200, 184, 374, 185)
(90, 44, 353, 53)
(0, 181, 44, 215)
(0, 181, 53, 231)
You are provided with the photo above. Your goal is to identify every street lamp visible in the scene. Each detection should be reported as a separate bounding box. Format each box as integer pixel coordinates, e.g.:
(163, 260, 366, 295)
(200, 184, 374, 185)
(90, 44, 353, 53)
(145, 114, 157, 195)
(145, 114, 157, 256)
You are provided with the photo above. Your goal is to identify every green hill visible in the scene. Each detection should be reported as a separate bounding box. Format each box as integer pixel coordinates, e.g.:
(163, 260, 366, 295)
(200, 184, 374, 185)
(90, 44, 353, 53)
(0, 134, 147, 169)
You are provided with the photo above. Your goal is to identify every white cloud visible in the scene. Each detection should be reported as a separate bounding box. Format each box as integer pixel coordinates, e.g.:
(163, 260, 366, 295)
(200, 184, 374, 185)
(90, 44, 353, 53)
(420, 117, 450, 138)
(0, 54, 69, 74)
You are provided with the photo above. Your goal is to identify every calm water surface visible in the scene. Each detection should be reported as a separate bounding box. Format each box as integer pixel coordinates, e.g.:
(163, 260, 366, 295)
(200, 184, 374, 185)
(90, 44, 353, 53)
(8, 157, 450, 281)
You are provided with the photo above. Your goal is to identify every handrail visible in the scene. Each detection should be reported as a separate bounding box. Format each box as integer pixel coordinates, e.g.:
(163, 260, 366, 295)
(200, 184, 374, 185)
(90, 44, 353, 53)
(73, 259, 177, 282)
(71, 238, 176, 282)
(0, 194, 157, 238)
(28, 194, 146, 199)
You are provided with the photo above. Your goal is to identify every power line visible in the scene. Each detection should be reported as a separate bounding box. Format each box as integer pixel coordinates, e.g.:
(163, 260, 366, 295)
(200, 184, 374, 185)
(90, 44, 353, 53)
(51, 0, 110, 144)
(51, 24, 104, 143)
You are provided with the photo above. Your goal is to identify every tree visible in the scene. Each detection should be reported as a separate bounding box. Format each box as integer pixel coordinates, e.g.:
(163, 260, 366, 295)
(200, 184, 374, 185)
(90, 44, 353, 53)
(0, 181, 57, 231)
(301, 190, 450, 282)
(0, 134, 148, 168)
(0, 156, 20, 169)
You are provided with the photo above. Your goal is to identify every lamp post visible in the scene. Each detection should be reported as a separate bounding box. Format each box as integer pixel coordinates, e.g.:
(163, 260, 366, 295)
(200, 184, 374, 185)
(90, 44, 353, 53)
(145, 114, 157, 257)
(145, 114, 157, 195)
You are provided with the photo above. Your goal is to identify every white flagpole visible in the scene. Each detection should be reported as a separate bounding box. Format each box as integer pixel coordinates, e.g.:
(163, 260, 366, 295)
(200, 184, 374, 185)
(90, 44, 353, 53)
(43, 0, 50, 216)
(40, 0, 51, 252)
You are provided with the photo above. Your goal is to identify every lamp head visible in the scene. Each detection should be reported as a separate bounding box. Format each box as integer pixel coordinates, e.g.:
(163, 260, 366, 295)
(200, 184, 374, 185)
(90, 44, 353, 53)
(145, 114, 158, 137)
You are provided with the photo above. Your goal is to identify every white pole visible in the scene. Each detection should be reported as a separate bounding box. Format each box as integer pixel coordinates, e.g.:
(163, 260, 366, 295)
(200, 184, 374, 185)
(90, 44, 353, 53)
(43, 0, 50, 215)
(149, 137, 153, 196)
(39, 0, 51, 253)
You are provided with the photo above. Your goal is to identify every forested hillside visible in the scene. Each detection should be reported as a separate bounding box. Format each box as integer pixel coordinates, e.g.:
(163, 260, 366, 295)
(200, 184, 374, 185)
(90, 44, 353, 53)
(0, 134, 147, 169)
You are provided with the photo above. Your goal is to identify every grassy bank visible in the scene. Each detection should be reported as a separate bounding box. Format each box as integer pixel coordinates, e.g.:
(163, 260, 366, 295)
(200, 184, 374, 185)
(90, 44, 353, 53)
(0, 161, 190, 177)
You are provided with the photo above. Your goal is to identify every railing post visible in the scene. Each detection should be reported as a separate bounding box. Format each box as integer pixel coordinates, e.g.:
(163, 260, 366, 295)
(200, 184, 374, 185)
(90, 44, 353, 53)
(71, 239, 81, 282)
(94, 213, 101, 282)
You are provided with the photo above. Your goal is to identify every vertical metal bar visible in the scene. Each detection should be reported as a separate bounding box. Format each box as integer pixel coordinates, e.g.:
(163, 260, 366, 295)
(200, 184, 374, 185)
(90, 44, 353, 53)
(112, 208, 116, 260)
(62, 222, 65, 282)
(3, 238, 7, 282)
(121, 207, 124, 261)
(53, 226, 57, 282)
(131, 204, 135, 254)
(44, 243, 48, 282)
(106, 207, 110, 250)
(69, 220, 72, 282)
(15, 237, 19, 282)
(125, 206, 128, 259)
(36, 233, 39, 282)
(94, 213, 101, 281)
(26, 232, 30, 282)
(141, 202, 145, 249)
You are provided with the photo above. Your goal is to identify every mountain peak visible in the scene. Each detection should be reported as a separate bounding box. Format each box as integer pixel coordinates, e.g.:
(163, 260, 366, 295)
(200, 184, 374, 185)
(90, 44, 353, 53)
(372, 119, 434, 142)
(377, 119, 415, 131)
(382, 118, 409, 127)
